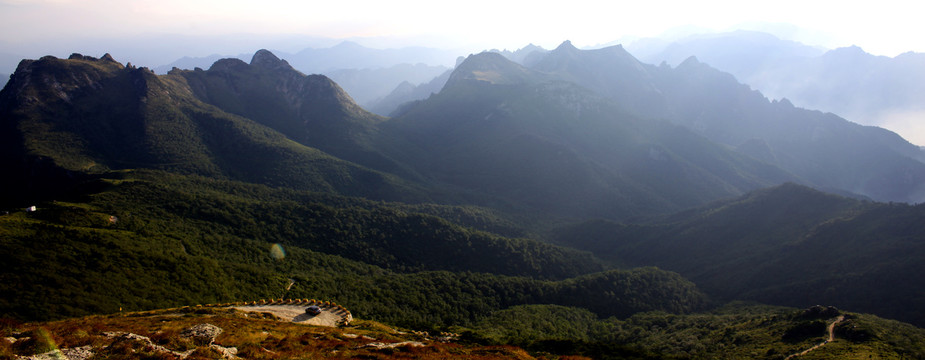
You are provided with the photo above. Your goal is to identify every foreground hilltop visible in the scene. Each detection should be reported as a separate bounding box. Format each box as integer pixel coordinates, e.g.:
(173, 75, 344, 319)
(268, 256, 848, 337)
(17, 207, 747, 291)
(1, 307, 529, 360)
(3, 303, 925, 359)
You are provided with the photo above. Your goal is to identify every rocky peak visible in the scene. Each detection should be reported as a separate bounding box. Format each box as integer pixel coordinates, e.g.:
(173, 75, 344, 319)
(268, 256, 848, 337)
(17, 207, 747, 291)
(446, 52, 535, 86)
(774, 98, 795, 108)
(251, 49, 294, 71)
(830, 45, 866, 56)
(63, 53, 120, 65)
(297, 74, 361, 111)
(678, 55, 702, 68)
(208, 58, 249, 72)
(554, 40, 579, 53)
(68, 53, 97, 61)
(2, 53, 126, 104)
(673, 55, 741, 85)
(532, 40, 641, 79)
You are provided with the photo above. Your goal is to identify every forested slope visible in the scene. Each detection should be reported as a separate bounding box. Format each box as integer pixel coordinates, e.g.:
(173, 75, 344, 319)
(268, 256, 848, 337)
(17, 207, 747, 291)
(0, 170, 708, 329)
(553, 183, 925, 326)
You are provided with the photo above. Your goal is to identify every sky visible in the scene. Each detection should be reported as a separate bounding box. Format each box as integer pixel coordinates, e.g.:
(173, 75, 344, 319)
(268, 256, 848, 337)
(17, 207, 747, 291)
(1, 0, 924, 61)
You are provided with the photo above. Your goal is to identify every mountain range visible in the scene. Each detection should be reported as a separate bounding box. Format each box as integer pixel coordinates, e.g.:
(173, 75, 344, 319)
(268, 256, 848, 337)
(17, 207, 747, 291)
(377, 40, 925, 205)
(447, 41, 925, 204)
(2, 41, 924, 357)
(365, 68, 453, 116)
(364, 45, 551, 117)
(631, 30, 925, 145)
(325, 64, 449, 106)
(377, 48, 796, 219)
(151, 41, 455, 111)
(152, 41, 458, 75)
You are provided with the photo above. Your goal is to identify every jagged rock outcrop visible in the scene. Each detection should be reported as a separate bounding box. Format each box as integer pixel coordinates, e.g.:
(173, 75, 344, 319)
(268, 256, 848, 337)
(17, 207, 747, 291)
(250, 49, 295, 72)
(104, 331, 196, 358)
(100, 330, 238, 359)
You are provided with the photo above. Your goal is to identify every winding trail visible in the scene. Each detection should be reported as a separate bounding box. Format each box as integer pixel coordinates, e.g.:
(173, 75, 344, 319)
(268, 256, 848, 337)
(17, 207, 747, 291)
(784, 315, 846, 360)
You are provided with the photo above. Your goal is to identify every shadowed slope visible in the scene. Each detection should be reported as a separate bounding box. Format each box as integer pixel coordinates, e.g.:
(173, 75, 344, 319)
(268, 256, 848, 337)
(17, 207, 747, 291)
(0, 53, 421, 203)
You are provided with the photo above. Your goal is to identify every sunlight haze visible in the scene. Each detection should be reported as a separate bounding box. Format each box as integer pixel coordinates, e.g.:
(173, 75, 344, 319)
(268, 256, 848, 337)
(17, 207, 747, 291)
(1, 0, 922, 56)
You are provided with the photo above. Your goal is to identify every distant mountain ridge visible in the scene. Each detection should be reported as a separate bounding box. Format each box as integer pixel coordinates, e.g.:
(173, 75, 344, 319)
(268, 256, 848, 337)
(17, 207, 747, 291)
(366, 69, 453, 116)
(629, 30, 825, 78)
(379, 50, 796, 219)
(368, 43, 549, 117)
(153, 42, 455, 113)
(153, 41, 458, 74)
(325, 63, 449, 106)
(287, 41, 458, 71)
(530, 41, 665, 115)
(522, 41, 925, 203)
(152, 53, 250, 74)
(631, 30, 925, 146)
(490, 43, 548, 66)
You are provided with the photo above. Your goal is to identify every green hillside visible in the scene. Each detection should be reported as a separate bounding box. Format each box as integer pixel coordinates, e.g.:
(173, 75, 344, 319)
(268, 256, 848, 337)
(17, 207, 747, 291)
(5, 302, 924, 360)
(469, 303, 925, 359)
(553, 183, 925, 327)
(0, 170, 707, 329)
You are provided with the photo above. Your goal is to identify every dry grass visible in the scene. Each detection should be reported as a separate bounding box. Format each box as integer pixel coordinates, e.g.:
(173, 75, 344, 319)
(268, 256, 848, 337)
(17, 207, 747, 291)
(2, 308, 541, 360)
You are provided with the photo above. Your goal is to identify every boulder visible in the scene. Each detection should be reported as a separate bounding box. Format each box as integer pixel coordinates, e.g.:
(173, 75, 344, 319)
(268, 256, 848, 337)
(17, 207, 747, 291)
(181, 323, 223, 345)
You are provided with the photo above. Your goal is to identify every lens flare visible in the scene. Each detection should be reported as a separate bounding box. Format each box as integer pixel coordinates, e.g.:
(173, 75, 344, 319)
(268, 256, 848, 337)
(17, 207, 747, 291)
(270, 243, 286, 260)
(34, 328, 58, 354)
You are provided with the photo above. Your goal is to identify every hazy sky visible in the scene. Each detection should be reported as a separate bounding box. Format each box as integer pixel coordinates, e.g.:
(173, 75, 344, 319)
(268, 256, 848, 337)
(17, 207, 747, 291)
(1, 0, 923, 59)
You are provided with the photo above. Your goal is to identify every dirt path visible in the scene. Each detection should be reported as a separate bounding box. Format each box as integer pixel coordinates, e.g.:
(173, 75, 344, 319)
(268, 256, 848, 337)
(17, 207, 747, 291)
(825, 315, 843, 342)
(785, 315, 846, 360)
(231, 304, 352, 327)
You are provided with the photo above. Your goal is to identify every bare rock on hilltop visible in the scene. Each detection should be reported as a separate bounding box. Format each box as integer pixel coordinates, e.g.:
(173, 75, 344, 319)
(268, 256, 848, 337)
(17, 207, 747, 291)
(180, 323, 223, 346)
